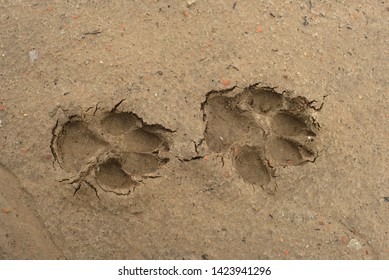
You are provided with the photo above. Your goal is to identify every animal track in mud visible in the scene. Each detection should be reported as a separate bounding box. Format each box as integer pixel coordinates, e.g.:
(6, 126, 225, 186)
(51, 108, 172, 197)
(202, 85, 321, 193)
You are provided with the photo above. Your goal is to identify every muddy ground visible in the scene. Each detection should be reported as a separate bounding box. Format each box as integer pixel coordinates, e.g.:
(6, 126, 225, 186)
(0, 0, 388, 259)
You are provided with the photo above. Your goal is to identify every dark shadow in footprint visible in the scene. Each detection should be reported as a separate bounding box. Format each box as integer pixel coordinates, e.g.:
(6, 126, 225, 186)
(101, 112, 139, 135)
(124, 129, 163, 153)
(57, 120, 107, 172)
(248, 87, 283, 114)
(95, 158, 136, 195)
(233, 146, 271, 187)
(271, 112, 315, 137)
(204, 95, 260, 153)
(266, 138, 303, 166)
(285, 96, 311, 114)
(121, 152, 164, 175)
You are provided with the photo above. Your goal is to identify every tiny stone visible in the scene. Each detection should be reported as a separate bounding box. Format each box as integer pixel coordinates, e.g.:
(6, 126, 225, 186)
(303, 16, 309, 26)
(29, 50, 38, 62)
(347, 238, 363, 250)
(187, 0, 196, 7)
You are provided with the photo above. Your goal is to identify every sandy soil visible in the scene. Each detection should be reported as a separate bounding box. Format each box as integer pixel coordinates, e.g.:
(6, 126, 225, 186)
(0, 0, 388, 259)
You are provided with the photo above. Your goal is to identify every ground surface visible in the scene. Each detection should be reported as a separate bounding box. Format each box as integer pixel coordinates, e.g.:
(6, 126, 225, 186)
(0, 0, 388, 259)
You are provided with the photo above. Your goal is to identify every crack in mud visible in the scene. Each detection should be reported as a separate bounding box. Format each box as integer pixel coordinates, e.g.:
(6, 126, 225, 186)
(50, 119, 59, 168)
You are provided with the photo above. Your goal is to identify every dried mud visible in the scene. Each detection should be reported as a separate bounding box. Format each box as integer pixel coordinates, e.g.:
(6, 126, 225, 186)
(0, 0, 388, 259)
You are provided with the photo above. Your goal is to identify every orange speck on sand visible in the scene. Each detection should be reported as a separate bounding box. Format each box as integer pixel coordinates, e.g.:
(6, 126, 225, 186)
(341, 236, 349, 244)
(73, 15, 79, 20)
(353, 12, 360, 20)
(0, 105, 5, 111)
(283, 250, 289, 255)
(233, 148, 239, 156)
(267, 159, 275, 167)
(221, 79, 231, 86)
(286, 159, 294, 165)
(120, 24, 126, 30)
(47, 6, 54, 11)
(204, 155, 209, 161)
(183, 10, 189, 17)
(1, 208, 10, 214)
(256, 25, 263, 32)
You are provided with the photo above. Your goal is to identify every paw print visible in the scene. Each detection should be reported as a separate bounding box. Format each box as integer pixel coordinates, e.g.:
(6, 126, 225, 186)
(202, 86, 320, 192)
(51, 109, 171, 197)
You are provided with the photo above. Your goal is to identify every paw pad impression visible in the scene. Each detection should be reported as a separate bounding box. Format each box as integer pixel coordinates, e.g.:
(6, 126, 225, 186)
(202, 85, 320, 191)
(51, 109, 171, 196)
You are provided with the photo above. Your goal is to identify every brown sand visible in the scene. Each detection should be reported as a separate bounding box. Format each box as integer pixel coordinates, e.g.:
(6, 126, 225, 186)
(0, 0, 388, 259)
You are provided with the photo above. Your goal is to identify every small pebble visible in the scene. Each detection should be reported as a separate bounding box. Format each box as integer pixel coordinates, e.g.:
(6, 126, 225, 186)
(187, 0, 196, 7)
(347, 238, 363, 250)
(29, 49, 38, 62)
(303, 16, 309, 26)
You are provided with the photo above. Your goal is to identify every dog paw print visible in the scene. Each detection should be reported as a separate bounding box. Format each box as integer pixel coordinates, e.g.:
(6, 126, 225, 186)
(51, 109, 171, 197)
(202, 85, 320, 192)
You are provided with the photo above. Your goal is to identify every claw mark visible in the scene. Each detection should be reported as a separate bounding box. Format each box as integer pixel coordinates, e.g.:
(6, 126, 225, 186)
(111, 99, 126, 113)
